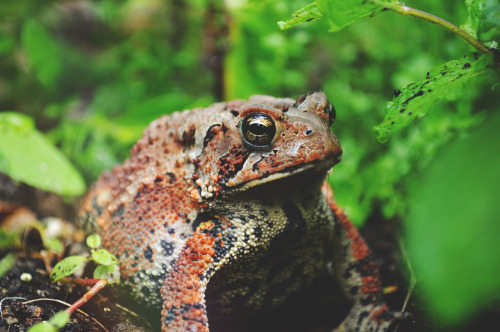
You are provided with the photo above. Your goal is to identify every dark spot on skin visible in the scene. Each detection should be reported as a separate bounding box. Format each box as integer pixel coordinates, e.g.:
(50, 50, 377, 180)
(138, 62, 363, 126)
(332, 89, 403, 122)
(393, 89, 401, 97)
(305, 129, 313, 136)
(166, 172, 176, 184)
(144, 246, 153, 263)
(463, 63, 471, 69)
(161, 240, 175, 256)
(203, 124, 221, 148)
(230, 110, 239, 117)
(168, 228, 175, 234)
(180, 126, 196, 147)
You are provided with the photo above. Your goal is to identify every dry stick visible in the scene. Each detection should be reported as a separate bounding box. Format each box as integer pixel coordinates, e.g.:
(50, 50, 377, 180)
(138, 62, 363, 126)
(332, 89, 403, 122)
(374, 1, 491, 54)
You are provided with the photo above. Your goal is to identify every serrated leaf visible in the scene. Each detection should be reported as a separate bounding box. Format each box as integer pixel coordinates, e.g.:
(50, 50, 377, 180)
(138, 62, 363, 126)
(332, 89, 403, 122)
(50, 256, 88, 282)
(94, 263, 120, 284)
(277, 3, 324, 31)
(21, 19, 63, 87)
(316, 0, 393, 32)
(373, 52, 493, 143)
(0, 112, 86, 196)
(460, 0, 484, 39)
(49, 311, 70, 328)
(92, 249, 117, 266)
(86, 234, 102, 249)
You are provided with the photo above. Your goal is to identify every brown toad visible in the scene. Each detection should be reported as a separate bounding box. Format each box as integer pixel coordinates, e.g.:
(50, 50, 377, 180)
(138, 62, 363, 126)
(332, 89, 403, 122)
(80, 92, 402, 331)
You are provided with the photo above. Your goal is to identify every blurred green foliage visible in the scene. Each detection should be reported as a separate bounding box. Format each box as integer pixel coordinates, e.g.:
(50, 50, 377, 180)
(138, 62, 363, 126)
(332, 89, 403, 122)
(0, 0, 499, 328)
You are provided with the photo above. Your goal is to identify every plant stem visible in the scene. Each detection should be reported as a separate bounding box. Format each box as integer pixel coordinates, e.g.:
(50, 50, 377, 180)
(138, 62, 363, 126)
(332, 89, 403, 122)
(380, 1, 490, 54)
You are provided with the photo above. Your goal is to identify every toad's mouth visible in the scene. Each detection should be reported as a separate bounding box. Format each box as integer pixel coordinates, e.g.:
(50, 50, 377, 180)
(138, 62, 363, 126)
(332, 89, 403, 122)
(225, 152, 342, 193)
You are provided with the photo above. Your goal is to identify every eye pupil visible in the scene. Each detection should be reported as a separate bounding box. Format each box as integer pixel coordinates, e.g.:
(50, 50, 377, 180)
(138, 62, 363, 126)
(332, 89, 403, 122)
(241, 113, 276, 149)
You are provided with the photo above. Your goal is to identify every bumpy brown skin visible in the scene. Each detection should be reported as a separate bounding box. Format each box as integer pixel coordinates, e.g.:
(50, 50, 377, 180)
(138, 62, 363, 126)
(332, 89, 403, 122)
(80, 92, 403, 331)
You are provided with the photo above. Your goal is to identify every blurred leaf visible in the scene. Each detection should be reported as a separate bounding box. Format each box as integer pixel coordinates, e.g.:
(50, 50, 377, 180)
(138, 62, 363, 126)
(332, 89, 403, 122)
(21, 19, 63, 88)
(44, 238, 64, 255)
(0, 253, 16, 277)
(50, 255, 88, 282)
(373, 52, 494, 143)
(27, 321, 58, 332)
(0, 112, 86, 196)
(460, 0, 484, 39)
(406, 111, 500, 326)
(49, 311, 70, 328)
(277, 3, 323, 31)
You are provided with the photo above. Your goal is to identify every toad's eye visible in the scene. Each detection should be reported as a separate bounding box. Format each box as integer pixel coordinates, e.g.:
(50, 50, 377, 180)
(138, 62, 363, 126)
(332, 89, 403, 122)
(240, 113, 276, 149)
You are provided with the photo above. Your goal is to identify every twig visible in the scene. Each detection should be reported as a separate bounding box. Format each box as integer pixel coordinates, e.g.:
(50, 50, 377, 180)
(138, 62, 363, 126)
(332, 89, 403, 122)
(372, 0, 490, 54)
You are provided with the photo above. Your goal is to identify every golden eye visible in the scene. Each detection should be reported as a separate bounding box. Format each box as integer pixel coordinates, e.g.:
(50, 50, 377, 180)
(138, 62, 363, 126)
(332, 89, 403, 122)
(240, 113, 276, 149)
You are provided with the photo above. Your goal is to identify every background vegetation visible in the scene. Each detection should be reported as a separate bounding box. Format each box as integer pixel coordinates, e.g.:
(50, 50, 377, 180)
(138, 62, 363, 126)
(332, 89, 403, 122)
(0, 0, 499, 330)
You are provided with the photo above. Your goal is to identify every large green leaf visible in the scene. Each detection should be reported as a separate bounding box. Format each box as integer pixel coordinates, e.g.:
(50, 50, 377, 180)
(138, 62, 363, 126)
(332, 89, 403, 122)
(373, 52, 494, 143)
(406, 111, 500, 326)
(0, 112, 86, 196)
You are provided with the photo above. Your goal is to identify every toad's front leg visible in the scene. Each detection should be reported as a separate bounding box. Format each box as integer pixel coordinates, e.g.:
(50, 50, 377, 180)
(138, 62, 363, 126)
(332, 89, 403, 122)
(160, 217, 243, 332)
(329, 200, 405, 332)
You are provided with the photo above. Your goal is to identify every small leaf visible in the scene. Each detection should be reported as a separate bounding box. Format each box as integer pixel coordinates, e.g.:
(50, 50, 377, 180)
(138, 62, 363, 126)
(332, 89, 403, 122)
(50, 256, 88, 282)
(0, 253, 16, 278)
(92, 249, 117, 266)
(277, 3, 324, 31)
(49, 311, 70, 328)
(86, 234, 102, 249)
(0, 112, 86, 196)
(373, 52, 493, 143)
(460, 0, 484, 39)
(94, 263, 120, 284)
(27, 321, 58, 332)
(44, 238, 64, 255)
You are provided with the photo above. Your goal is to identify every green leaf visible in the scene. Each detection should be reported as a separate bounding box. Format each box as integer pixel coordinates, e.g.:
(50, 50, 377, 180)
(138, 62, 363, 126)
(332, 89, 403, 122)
(27, 311, 69, 332)
(92, 249, 117, 266)
(86, 234, 102, 249)
(277, 3, 324, 31)
(460, 0, 484, 39)
(0, 112, 86, 196)
(373, 52, 493, 143)
(44, 238, 64, 255)
(50, 256, 88, 282)
(315, 0, 393, 32)
(406, 111, 500, 326)
(27, 321, 58, 332)
(0, 253, 16, 278)
(94, 263, 120, 284)
(49, 311, 70, 328)
(21, 19, 63, 87)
